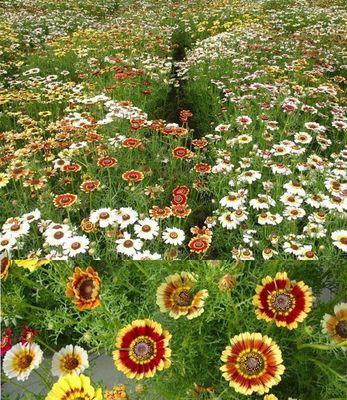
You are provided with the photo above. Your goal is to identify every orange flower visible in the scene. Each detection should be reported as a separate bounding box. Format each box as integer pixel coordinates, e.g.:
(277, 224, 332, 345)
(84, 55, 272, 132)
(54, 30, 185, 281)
(122, 170, 144, 184)
(171, 205, 191, 219)
(53, 193, 77, 208)
(122, 138, 143, 149)
(172, 147, 192, 159)
(80, 180, 100, 193)
(188, 236, 210, 253)
(66, 266, 101, 311)
(194, 163, 211, 174)
(97, 156, 117, 168)
(80, 218, 97, 233)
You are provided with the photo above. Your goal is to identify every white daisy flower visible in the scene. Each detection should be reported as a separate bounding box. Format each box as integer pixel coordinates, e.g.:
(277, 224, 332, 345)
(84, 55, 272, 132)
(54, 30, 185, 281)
(219, 212, 239, 230)
(3, 342, 43, 381)
(2, 219, 30, 239)
(239, 170, 261, 184)
(115, 207, 138, 229)
(22, 209, 41, 223)
(283, 180, 306, 196)
(331, 230, 347, 252)
(116, 233, 143, 256)
(133, 251, 162, 260)
(63, 235, 90, 257)
(134, 218, 159, 240)
(162, 228, 185, 246)
(89, 208, 117, 228)
(51, 345, 89, 377)
(0, 235, 17, 252)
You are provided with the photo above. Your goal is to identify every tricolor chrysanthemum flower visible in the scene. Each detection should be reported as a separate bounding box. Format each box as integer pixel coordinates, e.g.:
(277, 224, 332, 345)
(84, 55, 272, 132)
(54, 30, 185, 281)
(3, 342, 43, 381)
(45, 374, 102, 400)
(66, 266, 101, 311)
(156, 272, 208, 319)
(253, 272, 313, 329)
(321, 303, 347, 344)
(51, 345, 89, 377)
(112, 319, 171, 379)
(220, 332, 285, 395)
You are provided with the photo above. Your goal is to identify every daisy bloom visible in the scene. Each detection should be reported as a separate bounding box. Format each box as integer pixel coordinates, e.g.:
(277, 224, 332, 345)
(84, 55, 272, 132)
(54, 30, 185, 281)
(89, 208, 117, 228)
(188, 236, 210, 254)
(122, 170, 144, 184)
(156, 272, 208, 319)
(116, 233, 143, 256)
(53, 193, 78, 208)
(63, 235, 90, 257)
(220, 332, 285, 395)
(162, 228, 185, 246)
(66, 266, 101, 311)
(115, 207, 138, 229)
(80, 180, 101, 193)
(97, 156, 117, 168)
(134, 218, 159, 240)
(253, 272, 313, 329)
(149, 206, 172, 220)
(52, 345, 89, 377)
(321, 303, 347, 344)
(112, 319, 171, 379)
(45, 374, 102, 400)
(3, 342, 43, 381)
(331, 230, 347, 252)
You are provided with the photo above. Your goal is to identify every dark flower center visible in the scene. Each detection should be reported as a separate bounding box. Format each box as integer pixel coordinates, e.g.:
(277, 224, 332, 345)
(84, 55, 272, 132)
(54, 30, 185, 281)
(239, 352, 264, 376)
(175, 290, 193, 306)
(71, 242, 81, 250)
(79, 279, 95, 299)
(99, 212, 109, 219)
(335, 320, 347, 338)
(123, 240, 133, 248)
(273, 293, 293, 312)
(54, 231, 64, 239)
(133, 338, 154, 360)
(64, 356, 80, 371)
(141, 225, 151, 232)
(18, 354, 33, 370)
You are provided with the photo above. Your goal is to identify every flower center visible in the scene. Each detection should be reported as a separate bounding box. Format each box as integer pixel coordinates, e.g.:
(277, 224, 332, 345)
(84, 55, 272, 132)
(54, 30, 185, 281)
(141, 225, 151, 232)
(169, 232, 178, 239)
(340, 237, 347, 245)
(99, 212, 109, 219)
(71, 242, 81, 250)
(272, 292, 293, 312)
(131, 337, 155, 361)
(123, 240, 133, 248)
(79, 279, 95, 299)
(239, 352, 264, 376)
(17, 354, 33, 370)
(335, 320, 347, 338)
(64, 355, 80, 371)
(54, 231, 64, 239)
(174, 289, 193, 306)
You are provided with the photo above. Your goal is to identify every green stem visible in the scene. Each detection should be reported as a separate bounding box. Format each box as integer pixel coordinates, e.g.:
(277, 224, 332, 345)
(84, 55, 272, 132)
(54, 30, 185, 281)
(35, 337, 57, 354)
(33, 369, 51, 389)
(298, 340, 347, 350)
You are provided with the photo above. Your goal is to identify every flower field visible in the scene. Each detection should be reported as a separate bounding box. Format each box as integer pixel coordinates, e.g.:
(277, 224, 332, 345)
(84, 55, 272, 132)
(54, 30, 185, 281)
(1, 0, 346, 399)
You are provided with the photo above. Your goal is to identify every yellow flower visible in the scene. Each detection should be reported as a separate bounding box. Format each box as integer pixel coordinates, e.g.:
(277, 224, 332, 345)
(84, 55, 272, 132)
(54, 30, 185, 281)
(0, 173, 10, 188)
(14, 259, 50, 272)
(45, 374, 102, 400)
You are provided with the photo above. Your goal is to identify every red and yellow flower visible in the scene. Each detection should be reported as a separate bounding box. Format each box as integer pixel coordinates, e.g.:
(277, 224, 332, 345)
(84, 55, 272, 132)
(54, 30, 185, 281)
(66, 267, 101, 311)
(97, 156, 117, 168)
(188, 235, 210, 254)
(220, 332, 285, 395)
(112, 319, 171, 380)
(156, 272, 208, 319)
(122, 170, 144, 184)
(53, 193, 78, 208)
(253, 272, 313, 329)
